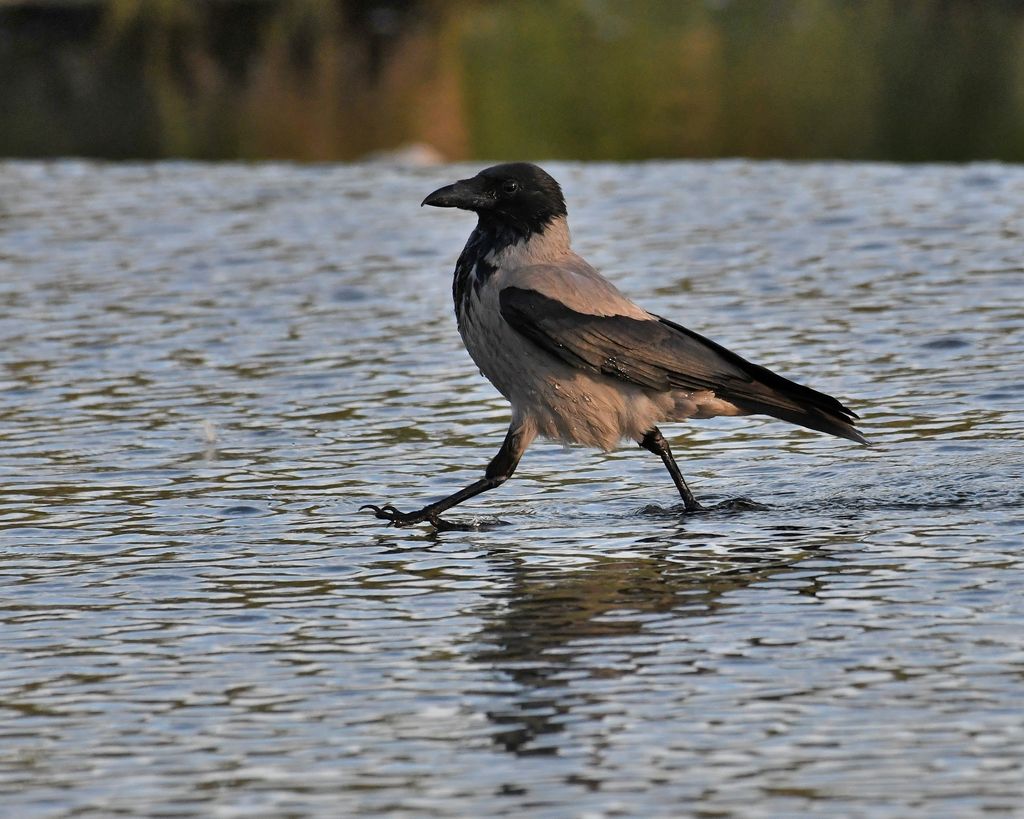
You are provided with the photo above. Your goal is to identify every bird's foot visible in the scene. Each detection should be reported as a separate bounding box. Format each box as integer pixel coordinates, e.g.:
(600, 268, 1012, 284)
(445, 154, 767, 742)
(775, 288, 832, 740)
(361, 503, 484, 531)
(712, 497, 768, 512)
(360, 503, 441, 528)
(683, 497, 769, 514)
(639, 502, 704, 517)
(640, 497, 767, 517)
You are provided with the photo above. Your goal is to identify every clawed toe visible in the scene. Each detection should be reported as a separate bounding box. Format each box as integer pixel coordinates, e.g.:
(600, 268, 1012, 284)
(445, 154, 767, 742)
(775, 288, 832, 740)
(362, 499, 501, 532)
(713, 497, 768, 512)
(360, 503, 444, 528)
(360, 503, 411, 525)
(680, 498, 767, 515)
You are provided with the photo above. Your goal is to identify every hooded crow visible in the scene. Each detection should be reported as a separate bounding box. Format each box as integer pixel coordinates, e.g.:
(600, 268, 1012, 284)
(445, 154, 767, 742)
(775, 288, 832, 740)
(363, 162, 865, 528)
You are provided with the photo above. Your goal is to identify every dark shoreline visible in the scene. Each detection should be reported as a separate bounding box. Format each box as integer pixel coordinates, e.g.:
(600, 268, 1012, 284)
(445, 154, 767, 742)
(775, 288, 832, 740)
(2, 0, 1023, 162)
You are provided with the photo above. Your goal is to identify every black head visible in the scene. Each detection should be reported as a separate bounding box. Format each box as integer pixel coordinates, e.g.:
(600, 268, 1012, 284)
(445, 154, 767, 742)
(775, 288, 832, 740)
(422, 162, 566, 238)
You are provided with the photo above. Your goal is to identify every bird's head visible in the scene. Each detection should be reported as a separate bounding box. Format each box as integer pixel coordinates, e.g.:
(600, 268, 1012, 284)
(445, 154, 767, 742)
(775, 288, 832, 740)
(422, 162, 567, 238)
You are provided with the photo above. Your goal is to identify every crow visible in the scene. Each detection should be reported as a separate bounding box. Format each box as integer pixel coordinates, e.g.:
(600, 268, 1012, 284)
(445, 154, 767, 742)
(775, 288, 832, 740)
(363, 163, 865, 528)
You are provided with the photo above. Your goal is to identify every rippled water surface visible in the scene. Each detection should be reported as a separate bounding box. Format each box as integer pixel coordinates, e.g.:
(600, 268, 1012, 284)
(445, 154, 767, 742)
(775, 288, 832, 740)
(1, 159, 1023, 817)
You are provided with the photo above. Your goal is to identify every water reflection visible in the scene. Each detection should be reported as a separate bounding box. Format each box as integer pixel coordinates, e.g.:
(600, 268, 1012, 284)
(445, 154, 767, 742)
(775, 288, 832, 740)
(469, 527, 837, 757)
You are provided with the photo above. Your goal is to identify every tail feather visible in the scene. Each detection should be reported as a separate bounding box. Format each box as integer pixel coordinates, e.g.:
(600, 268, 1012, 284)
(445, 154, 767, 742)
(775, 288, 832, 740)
(729, 391, 868, 444)
(658, 316, 867, 444)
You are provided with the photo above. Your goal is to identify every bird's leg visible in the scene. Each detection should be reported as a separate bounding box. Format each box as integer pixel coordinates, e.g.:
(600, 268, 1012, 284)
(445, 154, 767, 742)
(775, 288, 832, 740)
(362, 422, 533, 528)
(639, 427, 704, 513)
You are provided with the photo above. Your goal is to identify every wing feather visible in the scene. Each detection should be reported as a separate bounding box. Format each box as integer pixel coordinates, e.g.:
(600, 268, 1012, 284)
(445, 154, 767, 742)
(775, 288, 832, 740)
(499, 286, 866, 443)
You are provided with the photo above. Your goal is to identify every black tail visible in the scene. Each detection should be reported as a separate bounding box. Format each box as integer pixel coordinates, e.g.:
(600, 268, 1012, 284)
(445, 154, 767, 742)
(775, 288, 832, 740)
(658, 317, 868, 445)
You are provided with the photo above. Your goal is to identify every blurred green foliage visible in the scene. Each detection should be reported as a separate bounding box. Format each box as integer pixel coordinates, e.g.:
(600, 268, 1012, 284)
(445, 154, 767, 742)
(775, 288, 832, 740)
(1, 0, 1023, 161)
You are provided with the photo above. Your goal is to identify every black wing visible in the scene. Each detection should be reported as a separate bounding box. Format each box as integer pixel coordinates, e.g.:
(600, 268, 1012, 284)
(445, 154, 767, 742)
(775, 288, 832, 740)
(499, 286, 866, 443)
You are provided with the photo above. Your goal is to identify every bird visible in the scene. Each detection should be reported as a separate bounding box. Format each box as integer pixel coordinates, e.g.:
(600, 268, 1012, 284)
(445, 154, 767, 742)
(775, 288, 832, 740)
(362, 162, 865, 528)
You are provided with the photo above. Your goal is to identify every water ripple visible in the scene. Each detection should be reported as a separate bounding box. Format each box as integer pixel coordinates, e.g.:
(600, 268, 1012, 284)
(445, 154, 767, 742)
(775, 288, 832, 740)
(1, 159, 1022, 817)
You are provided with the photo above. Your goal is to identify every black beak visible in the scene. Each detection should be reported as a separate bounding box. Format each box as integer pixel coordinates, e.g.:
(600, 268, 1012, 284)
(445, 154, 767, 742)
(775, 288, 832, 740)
(422, 177, 491, 211)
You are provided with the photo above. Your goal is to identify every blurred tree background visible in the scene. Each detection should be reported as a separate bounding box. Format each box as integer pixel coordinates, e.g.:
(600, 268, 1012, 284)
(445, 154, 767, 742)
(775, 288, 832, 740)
(1, 0, 1023, 161)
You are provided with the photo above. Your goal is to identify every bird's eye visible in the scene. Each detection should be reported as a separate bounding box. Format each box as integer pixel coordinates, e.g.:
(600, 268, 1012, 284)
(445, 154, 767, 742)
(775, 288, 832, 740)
(501, 179, 519, 195)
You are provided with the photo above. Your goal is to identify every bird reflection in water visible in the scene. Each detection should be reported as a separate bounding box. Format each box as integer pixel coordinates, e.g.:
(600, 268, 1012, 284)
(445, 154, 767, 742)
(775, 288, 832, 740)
(464, 528, 826, 757)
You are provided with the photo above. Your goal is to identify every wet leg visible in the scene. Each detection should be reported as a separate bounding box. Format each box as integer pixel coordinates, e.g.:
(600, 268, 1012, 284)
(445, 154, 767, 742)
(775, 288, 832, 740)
(363, 422, 534, 528)
(639, 427, 703, 513)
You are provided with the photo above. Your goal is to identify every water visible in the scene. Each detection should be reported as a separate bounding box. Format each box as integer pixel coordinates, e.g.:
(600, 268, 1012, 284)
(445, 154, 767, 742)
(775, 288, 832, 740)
(1, 159, 1022, 817)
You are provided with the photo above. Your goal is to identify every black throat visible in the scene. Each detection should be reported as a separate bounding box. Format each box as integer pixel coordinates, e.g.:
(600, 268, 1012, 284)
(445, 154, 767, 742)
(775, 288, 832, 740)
(452, 217, 546, 328)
